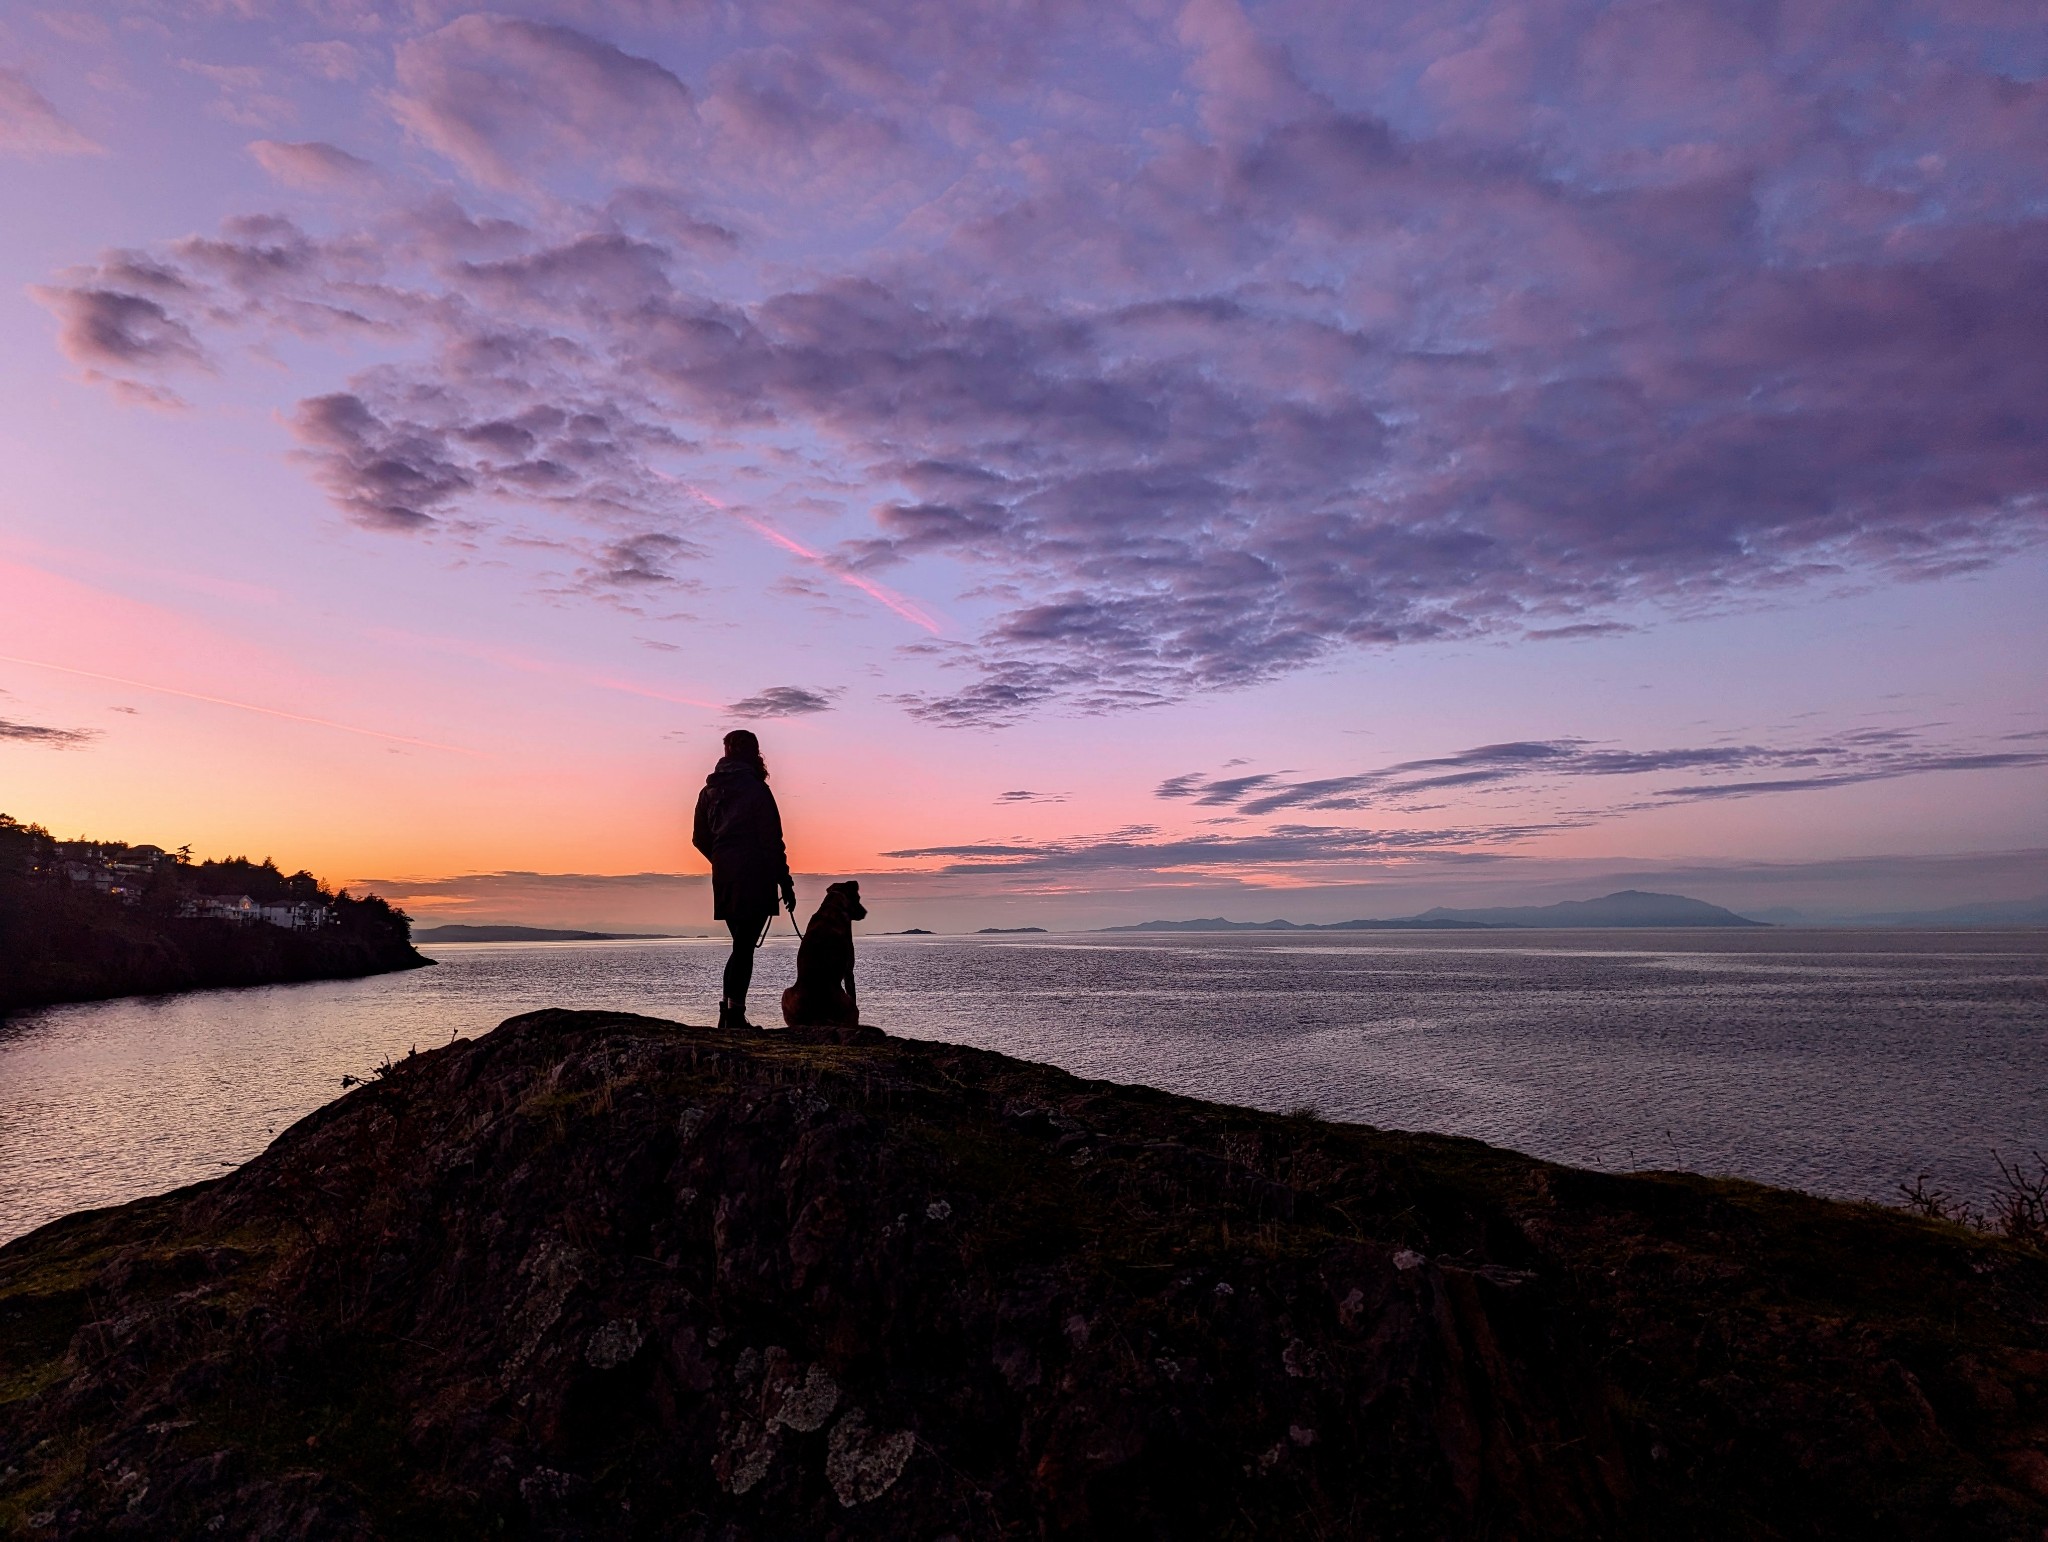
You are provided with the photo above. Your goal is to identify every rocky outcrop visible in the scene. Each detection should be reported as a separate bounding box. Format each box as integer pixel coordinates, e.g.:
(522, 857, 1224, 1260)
(2, 1009, 2044, 1538)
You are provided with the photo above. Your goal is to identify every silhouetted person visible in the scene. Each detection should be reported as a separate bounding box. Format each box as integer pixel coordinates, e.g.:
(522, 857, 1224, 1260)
(692, 729, 795, 1030)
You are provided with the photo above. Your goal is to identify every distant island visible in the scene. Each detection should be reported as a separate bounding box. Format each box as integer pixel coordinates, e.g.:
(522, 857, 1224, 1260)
(0, 813, 429, 1015)
(1106, 889, 1766, 932)
(412, 925, 688, 943)
(976, 926, 1048, 934)
(887, 927, 935, 935)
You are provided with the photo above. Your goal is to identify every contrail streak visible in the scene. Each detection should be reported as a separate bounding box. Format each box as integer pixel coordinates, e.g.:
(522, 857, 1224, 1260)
(657, 473, 944, 634)
(0, 654, 479, 754)
(729, 512, 944, 634)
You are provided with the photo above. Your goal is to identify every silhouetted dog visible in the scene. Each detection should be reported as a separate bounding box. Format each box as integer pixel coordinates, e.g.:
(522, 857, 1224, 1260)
(782, 881, 867, 1027)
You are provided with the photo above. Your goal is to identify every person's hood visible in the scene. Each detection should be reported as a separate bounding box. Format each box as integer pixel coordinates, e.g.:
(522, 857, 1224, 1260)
(705, 756, 765, 787)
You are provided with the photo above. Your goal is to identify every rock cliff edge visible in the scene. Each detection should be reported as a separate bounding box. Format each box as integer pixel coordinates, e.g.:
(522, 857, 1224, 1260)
(2, 1009, 2044, 1538)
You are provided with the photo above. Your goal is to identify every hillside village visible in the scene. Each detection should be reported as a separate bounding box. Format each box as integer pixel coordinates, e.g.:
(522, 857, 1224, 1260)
(22, 824, 336, 931)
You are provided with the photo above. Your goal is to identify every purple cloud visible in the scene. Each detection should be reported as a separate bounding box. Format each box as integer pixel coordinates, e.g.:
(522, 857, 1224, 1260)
(36, 2, 2048, 721)
(391, 16, 697, 190)
(0, 718, 97, 748)
(35, 287, 207, 373)
(880, 820, 1563, 875)
(591, 531, 703, 589)
(1655, 754, 2048, 801)
(291, 393, 471, 531)
(726, 685, 840, 718)
(1163, 729, 2048, 814)
(247, 139, 384, 191)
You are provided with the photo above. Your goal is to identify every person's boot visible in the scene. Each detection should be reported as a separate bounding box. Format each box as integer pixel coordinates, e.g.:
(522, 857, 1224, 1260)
(717, 995, 754, 1031)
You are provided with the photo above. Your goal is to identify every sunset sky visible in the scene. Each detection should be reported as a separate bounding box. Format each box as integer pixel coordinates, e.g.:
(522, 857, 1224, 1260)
(2, 0, 2043, 931)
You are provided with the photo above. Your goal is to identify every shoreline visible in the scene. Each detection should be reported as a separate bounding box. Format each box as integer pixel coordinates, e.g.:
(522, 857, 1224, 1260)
(2, 949, 435, 1021)
(1, 945, 433, 1021)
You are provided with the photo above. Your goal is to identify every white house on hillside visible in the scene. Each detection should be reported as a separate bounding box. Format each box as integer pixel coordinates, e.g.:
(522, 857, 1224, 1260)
(179, 895, 332, 929)
(182, 894, 258, 923)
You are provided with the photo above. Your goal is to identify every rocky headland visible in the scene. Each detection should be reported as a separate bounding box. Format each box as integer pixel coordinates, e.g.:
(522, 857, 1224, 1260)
(0, 816, 429, 1015)
(2, 1009, 2044, 1538)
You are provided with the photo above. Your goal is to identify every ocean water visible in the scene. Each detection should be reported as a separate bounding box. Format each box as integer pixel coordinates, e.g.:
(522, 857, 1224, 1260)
(1, 929, 2042, 1246)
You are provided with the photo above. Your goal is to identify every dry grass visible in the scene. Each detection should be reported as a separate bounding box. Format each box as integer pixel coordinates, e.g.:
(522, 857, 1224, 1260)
(1898, 1149, 2048, 1249)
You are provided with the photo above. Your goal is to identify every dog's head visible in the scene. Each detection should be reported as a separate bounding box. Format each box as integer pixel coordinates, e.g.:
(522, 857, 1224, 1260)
(824, 880, 867, 922)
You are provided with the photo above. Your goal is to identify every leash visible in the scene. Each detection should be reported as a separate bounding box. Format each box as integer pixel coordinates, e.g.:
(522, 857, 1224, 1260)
(754, 898, 805, 948)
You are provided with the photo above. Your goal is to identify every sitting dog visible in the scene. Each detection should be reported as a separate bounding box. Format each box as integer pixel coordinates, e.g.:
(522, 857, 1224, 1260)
(782, 880, 867, 1027)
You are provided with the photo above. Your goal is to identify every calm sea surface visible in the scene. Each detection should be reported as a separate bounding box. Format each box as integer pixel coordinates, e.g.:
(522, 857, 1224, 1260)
(2, 929, 2043, 1245)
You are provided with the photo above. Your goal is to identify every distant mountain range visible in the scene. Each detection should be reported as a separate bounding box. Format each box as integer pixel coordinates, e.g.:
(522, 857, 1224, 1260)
(1101, 916, 1502, 933)
(412, 925, 688, 943)
(1748, 896, 2048, 928)
(1102, 890, 1766, 932)
(1408, 891, 1770, 928)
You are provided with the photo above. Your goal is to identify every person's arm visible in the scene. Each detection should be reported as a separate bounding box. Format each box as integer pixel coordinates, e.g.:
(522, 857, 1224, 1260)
(766, 789, 796, 912)
(691, 785, 715, 860)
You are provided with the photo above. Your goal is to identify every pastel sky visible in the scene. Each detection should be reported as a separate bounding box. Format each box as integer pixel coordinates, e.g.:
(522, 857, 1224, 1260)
(2, 0, 2043, 930)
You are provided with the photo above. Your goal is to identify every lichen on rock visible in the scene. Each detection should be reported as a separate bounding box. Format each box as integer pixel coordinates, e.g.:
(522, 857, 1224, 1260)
(771, 1363, 840, 1434)
(583, 1317, 643, 1370)
(826, 1409, 916, 1506)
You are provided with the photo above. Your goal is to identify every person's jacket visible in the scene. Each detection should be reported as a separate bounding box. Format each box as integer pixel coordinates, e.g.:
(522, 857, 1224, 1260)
(692, 757, 791, 920)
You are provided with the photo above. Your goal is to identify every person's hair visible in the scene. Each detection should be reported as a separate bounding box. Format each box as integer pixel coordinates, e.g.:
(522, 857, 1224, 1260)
(722, 728, 768, 778)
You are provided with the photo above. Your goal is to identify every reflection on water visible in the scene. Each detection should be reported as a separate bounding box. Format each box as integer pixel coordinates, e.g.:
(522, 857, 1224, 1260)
(2, 929, 2042, 1244)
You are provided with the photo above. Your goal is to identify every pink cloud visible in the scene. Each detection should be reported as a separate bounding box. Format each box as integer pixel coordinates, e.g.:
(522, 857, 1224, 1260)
(248, 138, 385, 191)
(390, 15, 697, 190)
(0, 68, 99, 157)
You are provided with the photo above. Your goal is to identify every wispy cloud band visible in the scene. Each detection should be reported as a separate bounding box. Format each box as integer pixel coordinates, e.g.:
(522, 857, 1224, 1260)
(0, 717, 97, 748)
(1158, 729, 2048, 814)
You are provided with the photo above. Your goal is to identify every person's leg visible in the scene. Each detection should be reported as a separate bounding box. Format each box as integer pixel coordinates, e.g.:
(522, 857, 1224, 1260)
(721, 915, 764, 1027)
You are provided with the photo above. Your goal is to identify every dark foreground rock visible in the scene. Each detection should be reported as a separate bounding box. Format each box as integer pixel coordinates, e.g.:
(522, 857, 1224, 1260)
(2, 1010, 2044, 1539)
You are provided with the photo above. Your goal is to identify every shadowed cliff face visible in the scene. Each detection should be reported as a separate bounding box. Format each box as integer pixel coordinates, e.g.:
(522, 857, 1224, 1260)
(1, 1010, 2045, 1538)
